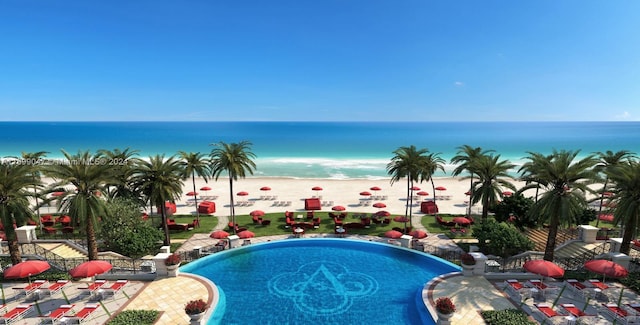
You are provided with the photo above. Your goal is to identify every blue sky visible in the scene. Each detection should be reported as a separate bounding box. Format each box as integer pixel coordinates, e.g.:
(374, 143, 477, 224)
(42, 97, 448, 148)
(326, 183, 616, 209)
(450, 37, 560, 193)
(1, 1, 639, 122)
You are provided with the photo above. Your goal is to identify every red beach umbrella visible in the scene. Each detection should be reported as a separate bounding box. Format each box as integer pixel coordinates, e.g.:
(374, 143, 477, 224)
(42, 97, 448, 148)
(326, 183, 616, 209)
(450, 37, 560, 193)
(502, 191, 513, 197)
(384, 230, 403, 239)
(210, 230, 229, 239)
(260, 186, 271, 191)
(250, 210, 265, 217)
(370, 186, 381, 191)
(200, 186, 212, 191)
(374, 211, 390, 217)
(332, 205, 346, 211)
(373, 202, 386, 208)
(238, 230, 255, 239)
(3, 260, 51, 279)
(393, 216, 410, 223)
(416, 191, 429, 196)
(410, 186, 421, 191)
(359, 191, 371, 196)
(465, 191, 471, 196)
(186, 191, 198, 196)
(237, 191, 249, 196)
(435, 186, 447, 191)
(584, 260, 628, 279)
(312, 186, 323, 191)
(51, 191, 65, 197)
(69, 260, 113, 278)
(452, 217, 471, 226)
(409, 230, 428, 239)
(523, 260, 565, 278)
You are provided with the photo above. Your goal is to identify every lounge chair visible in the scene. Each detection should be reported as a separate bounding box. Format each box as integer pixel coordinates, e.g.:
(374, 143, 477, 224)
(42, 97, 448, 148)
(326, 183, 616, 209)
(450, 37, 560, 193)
(560, 304, 589, 317)
(40, 304, 74, 324)
(566, 279, 589, 299)
(602, 303, 636, 324)
(102, 280, 128, 299)
(626, 303, 640, 314)
(533, 303, 564, 322)
(80, 280, 109, 298)
(0, 304, 32, 324)
(67, 303, 99, 324)
(43, 280, 70, 297)
(587, 279, 609, 290)
(14, 280, 48, 298)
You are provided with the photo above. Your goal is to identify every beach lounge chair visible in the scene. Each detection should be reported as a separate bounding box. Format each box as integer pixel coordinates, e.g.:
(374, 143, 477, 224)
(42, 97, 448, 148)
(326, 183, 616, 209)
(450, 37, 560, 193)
(560, 304, 590, 317)
(67, 303, 99, 324)
(587, 279, 609, 290)
(43, 280, 70, 297)
(602, 303, 637, 324)
(80, 280, 109, 298)
(534, 303, 564, 322)
(14, 279, 48, 298)
(626, 303, 640, 314)
(0, 304, 32, 324)
(40, 304, 74, 324)
(102, 280, 128, 299)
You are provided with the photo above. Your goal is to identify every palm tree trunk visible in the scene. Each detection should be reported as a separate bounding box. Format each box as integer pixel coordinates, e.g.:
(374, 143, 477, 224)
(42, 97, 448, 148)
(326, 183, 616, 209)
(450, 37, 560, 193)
(595, 179, 608, 227)
(619, 211, 637, 255)
(543, 217, 560, 261)
(467, 174, 473, 217)
(229, 177, 235, 234)
(404, 177, 410, 218)
(8, 236, 21, 265)
(86, 216, 99, 260)
(481, 194, 489, 220)
(159, 198, 170, 246)
(33, 184, 40, 219)
(408, 178, 414, 219)
(430, 178, 437, 218)
(192, 174, 199, 222)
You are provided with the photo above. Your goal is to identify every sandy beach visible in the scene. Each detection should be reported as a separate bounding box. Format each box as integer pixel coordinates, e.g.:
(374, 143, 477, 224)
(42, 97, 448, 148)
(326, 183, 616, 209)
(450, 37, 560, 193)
(170, 176, 533, 217)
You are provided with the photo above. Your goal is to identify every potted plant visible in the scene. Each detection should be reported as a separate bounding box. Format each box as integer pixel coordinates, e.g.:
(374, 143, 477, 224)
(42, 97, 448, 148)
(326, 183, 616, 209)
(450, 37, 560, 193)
(434, 296, 455, 324)
(165, 253, 181, 276)
(460, 253, 475, 276)
(185, 298, 208, 321)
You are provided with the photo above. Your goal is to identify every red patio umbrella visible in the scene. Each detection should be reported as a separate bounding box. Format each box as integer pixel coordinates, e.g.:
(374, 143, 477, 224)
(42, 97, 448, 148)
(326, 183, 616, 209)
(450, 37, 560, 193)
(332, 205, 346, 211)
(69, 260, 113, 278)
(260, 186, 271, 191)
(374, 211, 390, 217)
(502, 191, 513, 197)
(238, 230, 255, 239)
(250, 210, 265, 217)
(584, 260, 628, 279)
(416, 191, 429, 196)
(51, 191, 65, 197)
(410, 186, 421, 191)
(523, 260, 565, 278)
(384, 230, 403, 239)
(200, 186, 212, 191)
(3, 260, 51, 279)
(465, 191, 471, 196)
(210, 230, 229, 239)
(435, 186, 447, 191)
(312, 186, 323, 196)
(373, 202, 386, 208)
(237, 191, 249, 196)
(359, 191, 372, 196)
(409, 229, 428, 239)
(452, 217, 471, 226)
(370, 186, 381, 191)
(186, 191, 198, 196)
(393, 216, 410, 223)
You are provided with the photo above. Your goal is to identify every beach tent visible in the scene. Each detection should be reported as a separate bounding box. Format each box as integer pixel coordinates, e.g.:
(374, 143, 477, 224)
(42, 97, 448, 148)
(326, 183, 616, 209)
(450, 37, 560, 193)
(198, 201, 216, 214)
(421, 201, 438, 214)
(158, 201, 177, 216)
(305, 198, 321, 210)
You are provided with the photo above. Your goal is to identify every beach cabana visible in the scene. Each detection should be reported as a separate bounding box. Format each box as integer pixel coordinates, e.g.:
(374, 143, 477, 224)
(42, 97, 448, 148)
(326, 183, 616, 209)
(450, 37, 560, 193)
(421, 201, 438, 214)
(305, 198, 321, 210)
(198, 201, 216, 214)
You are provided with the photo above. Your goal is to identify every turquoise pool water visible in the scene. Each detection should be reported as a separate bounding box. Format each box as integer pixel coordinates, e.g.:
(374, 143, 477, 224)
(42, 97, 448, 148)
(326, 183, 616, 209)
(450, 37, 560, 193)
(181, 238, 461, 324)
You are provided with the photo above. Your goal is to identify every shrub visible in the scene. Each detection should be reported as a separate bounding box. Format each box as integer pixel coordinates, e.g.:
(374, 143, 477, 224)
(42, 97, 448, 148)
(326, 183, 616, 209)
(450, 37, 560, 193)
(481, 309, 536, 325)
(472, 219, 534, 258)
(107, 310, 160, 325)
(461, 253, 476, 266)
(165, 253, 181, 266)
(435, 297, 455, 314)
(185, 298, 208, 315)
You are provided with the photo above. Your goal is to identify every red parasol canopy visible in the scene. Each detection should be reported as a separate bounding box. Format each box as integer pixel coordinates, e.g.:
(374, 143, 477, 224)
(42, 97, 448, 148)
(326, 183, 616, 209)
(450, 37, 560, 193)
(374, 211, 390, 217)
(250, 210, 265, 217)
(409, 229, 428, 239)
(210, 230, 229, 239)
(3, 260, 51, 279)
(200, 186, 212, 191)
(503, 191, 513, 197)
(410, 186, 421, 191)
(393, 216, 410, 223)
(332, 205, 346, 211)
(237, 191, 249, 196)
(435, 186, 447, 191)
(584, 260, 628, 278)
(465, 191, 471, 196)
(312, 186, 323, 191)
(238, 230, 255, 239)
(51, 191, 65, 197)
(373, 202, 386, 208)
(260, 186, 271, 191)
(370, 186, 381, 191)
(359, 191, 372, 196)
(523, 260, 565, 278)
(186, 191, 198, 196)
(452, 217, 471, 226)
(69, 260, 113, 278)
(384, 230, 403, 239)
(416, 191, 429, 196)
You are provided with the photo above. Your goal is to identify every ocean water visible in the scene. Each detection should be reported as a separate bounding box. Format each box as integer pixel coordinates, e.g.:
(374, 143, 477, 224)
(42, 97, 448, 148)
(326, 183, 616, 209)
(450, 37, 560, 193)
(1, 121, 639, 179)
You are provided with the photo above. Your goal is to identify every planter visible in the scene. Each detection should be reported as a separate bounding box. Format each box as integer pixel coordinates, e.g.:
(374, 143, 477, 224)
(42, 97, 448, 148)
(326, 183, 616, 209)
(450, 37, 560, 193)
(461, 264, 474, 276)
(166, 264, 179, 277)
(188, 312, 205, 321)
(436, 311, 453, 325)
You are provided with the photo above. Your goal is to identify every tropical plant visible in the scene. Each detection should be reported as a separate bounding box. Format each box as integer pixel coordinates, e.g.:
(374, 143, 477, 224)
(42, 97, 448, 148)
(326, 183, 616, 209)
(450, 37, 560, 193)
(178, 151, 210, 221)
(593, 150, 635, 227)
(184, 298, 208, 315)
(492, 194, 535, 229)
(165, 253, 182, 266)
(18, 151, 48, 220)
(606, 159, 640, 255)
(519, 150, 598, 261)
(42, 150, 115, 260)
(210, 141, 256, 234)
(472, 219, 534, 258)
(420, 152, 446, 214)
(387, 145, 430, 225)
(0, 162, 40, 264)
(467, 154, 515, 221)
(450, 145, 494, 217)
(131, 155, 184, 246)
(435, 297, 455, 314)
(460, 253, 476, 266)
(97, 148, 140, 202)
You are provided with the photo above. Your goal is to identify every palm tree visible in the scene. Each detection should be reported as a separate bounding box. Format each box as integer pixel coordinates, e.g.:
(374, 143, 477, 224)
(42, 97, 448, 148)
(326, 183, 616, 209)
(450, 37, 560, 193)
(42, 150, 115, 260)
(97, 148, 140, 201)
(131, 155, 184, 246)
(19, 151, 48, 219)
(450, 145, 494, 217)
(178, 151, 210, 221)
(519, 150, 598, 261)
(387, 145, 429, 222)
(210, 141, 256, 234)
(0, 163, 41, 264)
(606, 159, 640, 255)
(593, 150, 636, 227)
(420, 152, 446, 217)
(518, 152, 552, 204)
(468, 154, 515, 221)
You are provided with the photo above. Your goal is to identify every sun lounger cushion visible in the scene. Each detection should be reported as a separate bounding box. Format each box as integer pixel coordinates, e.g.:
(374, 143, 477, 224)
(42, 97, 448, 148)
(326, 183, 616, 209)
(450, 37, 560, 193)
(535, 304, 558, 318)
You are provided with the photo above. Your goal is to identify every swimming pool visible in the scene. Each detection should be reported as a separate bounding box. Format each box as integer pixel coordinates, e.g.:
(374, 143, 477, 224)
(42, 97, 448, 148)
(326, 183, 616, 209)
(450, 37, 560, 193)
(181, 238, 461, 324)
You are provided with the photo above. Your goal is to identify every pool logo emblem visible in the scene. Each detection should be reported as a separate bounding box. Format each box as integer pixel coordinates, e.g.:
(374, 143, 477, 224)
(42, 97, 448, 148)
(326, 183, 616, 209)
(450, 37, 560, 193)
(268, 261, 379, 316)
